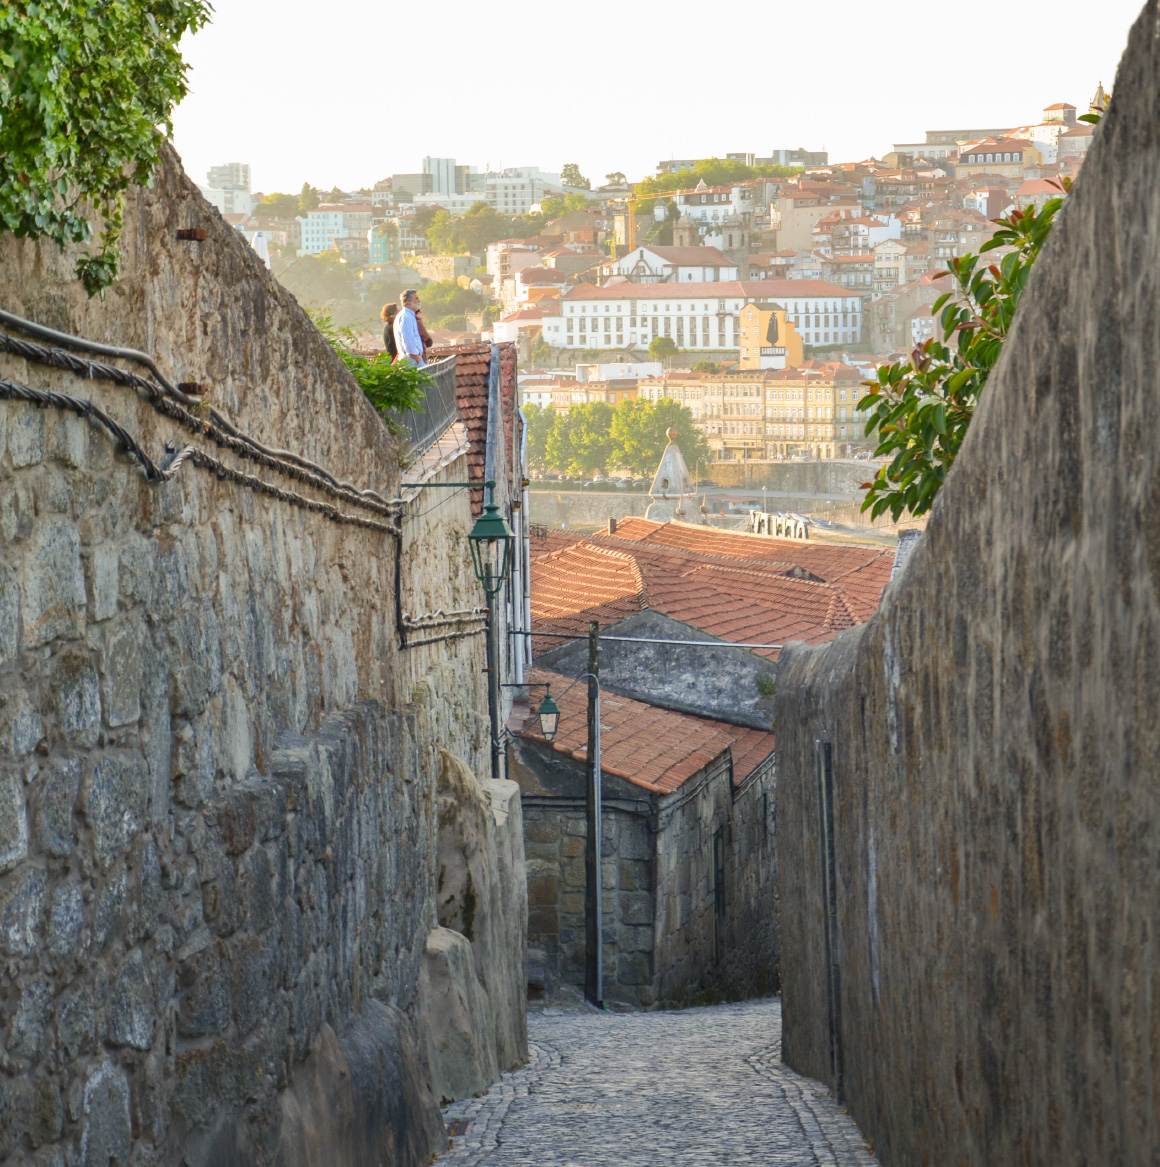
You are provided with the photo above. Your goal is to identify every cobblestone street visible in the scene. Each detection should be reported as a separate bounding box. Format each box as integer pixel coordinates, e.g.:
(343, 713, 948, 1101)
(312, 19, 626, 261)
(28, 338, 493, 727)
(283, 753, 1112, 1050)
(437, 998, 878, 1166)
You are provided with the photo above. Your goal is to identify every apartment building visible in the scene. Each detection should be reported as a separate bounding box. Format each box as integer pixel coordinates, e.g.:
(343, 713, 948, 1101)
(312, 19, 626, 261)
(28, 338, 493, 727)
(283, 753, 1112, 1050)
(763, 363, 869, 459)
(541, 280, 862, 352)
(296, 203, 375, 256)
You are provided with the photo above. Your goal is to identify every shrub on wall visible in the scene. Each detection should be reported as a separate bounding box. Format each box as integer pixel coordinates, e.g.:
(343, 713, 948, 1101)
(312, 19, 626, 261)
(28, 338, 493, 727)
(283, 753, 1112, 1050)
(0, 0, 211, 295)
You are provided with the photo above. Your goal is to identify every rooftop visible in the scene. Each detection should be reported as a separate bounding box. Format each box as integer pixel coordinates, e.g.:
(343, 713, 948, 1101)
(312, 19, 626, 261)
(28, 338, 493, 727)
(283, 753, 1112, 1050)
(561, 279, 858, 302)
(521, 667, 777, 794)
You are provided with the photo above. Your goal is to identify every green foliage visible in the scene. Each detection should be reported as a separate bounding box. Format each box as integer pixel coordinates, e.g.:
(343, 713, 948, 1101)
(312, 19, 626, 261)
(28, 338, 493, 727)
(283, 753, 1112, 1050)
(425, 201, 517, 255)
(633, 157, 801, 213)
(859, 190, 1068, 520)
(649, 336, 679, 360)
(547, 401, 614, 476)
(0, 0, 212, 295)
(605, 172, 626, 185)
(311, 312, 428, 425)
(298, 183, 321, 212)
(417, 279, 483, 319)
(523, 403, 557, 469)
(527, 397, 708, 478)
(693, 360, 722, 373)
(561, 163, 591, 190)
(258, 192, 301, 219)
(610, 398, 710, 476)
(756, 673, 776, 698)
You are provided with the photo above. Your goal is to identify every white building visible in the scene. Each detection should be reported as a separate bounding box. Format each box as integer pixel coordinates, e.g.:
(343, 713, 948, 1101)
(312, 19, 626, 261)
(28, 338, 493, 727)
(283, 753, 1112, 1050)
(611, 245, 739, 284)
(575, 361, 662, 382)
(199, 185, 255, 216)
(296, 203, 375, 256)
(541, 280, 862, 352)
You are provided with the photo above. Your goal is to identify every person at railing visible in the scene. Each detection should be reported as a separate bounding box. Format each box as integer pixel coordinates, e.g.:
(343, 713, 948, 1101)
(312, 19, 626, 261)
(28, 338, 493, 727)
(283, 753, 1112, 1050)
(381, 302, 399, 358)
(393, 289, 427, 367)
(416, 308, 434, 355)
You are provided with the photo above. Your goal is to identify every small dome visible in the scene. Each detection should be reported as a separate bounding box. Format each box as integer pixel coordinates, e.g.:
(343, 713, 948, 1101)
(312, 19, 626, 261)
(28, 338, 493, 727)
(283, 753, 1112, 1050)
(666, 426, 678, 441)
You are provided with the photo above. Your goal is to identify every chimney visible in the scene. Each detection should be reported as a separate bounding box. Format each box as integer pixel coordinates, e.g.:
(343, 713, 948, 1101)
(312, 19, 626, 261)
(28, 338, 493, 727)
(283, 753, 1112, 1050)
(608, 517, 617, 534)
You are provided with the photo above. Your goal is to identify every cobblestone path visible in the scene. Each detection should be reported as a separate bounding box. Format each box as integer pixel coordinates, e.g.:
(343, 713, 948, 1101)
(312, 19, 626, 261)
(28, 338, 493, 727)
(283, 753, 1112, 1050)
(437, 998, 878, 1166)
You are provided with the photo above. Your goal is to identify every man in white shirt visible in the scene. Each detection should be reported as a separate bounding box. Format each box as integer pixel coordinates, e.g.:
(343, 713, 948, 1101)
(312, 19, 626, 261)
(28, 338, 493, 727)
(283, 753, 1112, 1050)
(393, 289, 426, 366)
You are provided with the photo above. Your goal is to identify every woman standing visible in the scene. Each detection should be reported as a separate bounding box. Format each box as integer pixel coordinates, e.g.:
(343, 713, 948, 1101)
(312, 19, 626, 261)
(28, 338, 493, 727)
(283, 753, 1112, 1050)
(381, 302, 399, 359)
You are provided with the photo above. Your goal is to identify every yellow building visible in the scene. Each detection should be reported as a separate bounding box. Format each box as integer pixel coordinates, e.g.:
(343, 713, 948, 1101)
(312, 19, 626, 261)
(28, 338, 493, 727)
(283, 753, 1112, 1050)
(764, 362, 869, 459)
(737, 303, 804, 370)
(955, 137, 1043, 181)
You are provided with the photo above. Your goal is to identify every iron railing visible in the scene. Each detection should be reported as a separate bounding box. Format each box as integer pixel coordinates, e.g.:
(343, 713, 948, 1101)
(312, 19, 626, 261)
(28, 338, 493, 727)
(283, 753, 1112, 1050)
(398, 355, 459, 454)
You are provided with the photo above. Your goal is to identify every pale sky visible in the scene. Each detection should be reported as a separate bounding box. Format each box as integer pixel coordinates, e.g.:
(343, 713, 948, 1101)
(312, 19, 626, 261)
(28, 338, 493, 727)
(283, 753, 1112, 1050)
(172, 0, 1142, 196)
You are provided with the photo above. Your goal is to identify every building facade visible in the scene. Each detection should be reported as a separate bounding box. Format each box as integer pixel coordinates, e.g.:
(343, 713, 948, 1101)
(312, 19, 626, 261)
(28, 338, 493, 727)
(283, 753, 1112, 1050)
(541, 280, 862, 352)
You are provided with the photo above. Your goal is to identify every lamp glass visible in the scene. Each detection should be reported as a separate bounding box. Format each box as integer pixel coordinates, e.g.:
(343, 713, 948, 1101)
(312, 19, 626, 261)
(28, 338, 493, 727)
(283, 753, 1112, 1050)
(467, 490, 514, 596)
(537, 689, 560, 741)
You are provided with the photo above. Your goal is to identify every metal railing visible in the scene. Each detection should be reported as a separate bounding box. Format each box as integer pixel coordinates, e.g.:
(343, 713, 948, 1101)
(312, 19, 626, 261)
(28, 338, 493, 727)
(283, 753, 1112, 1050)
(397, 355, 459, 454)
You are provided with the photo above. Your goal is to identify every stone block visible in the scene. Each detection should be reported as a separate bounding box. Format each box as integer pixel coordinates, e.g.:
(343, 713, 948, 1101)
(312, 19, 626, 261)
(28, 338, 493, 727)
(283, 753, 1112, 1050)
(618, 925, 653, 953)
(526, 875, 558, 906)
(0, 562, 18, 668)
(100, 618, 142, 727)
(527, 906, 558, 936)
(524, 821, 560, 844)
(561, 858, 586, 888)
(561, 835, 584, 858)
(0, 774, 28, 875)
(618, 819, 652, 861)
(177, 939, 230, 1037)
(82, 753, 148, 869)
(86, 545, 119, 623)
(230, 933, 272, 1038)
(27, 1075, 63, 1149)
(55, 984, 96, 1059)
(10, 707, 44, 756)
(0, 865, 45, 954)
(51, 649, 101, 748)
(563, 817, 588, 837)
(559, 892, 584, 917)
(21, 522, 86, 646)
(615, 952, 652, 987)
(50, 411, 87, 469)
(10, 976, 52, 1057)
(37, 757, 80, 858)
(8, 402, 45, 468)
(94, 871, 127, 946)
(620, 891, 652, 926)
(80, 1063, 132, 1167)
(522, 839, 560, 863)
(47, 882, 83, 958)
(108, 950, 155, 1049)
(619, 860, 639, 890)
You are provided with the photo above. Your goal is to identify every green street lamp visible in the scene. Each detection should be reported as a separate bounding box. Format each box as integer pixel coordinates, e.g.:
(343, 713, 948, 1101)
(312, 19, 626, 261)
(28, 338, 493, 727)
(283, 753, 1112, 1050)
(536, 686, 560, 741)
(467, 485, 514, 597)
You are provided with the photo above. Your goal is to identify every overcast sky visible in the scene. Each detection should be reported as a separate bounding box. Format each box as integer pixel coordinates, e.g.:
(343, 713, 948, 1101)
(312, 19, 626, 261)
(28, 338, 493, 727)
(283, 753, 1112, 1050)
(172, 0, 1142, 195)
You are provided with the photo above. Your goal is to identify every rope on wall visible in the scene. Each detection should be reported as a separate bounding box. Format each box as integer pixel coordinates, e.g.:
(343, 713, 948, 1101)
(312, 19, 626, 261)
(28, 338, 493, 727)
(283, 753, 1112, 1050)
(0, 326, 402, 518)
(0, 378, 400, 536)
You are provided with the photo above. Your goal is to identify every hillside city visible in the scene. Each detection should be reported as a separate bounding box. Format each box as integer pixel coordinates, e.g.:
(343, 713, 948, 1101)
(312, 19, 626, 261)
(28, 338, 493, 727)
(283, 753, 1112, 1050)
(6, 0, 1160, 1161)
(203, 87, 1106, 469)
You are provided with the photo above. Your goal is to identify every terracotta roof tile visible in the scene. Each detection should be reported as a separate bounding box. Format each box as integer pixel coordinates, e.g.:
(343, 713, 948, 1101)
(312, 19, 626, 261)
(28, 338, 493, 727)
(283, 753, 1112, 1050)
(522, 668, 776, 794)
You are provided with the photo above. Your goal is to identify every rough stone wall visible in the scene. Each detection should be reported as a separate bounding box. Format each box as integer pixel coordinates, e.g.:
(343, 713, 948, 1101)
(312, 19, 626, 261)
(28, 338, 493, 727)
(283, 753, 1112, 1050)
(0, 146, 524, 1165)
(776, 10, 1160, 1164)
(512, 741, 779, 1007)
(535, 611, 777, 730)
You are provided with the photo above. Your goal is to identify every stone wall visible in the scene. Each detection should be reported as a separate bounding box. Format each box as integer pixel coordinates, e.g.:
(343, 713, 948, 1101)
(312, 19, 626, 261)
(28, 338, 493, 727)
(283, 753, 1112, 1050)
(775, 10, 1160, 1164)
(535, 611, 777, 730)
(512, 739, 778, 1008)
(0, 145, 524, 1165)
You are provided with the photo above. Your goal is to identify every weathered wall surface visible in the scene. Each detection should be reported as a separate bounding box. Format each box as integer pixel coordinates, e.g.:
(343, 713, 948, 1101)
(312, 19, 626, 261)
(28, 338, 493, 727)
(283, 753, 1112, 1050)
(0, 146, 524, 1165)
(535, 611, 777, 730)
(511, 740, 778, 1007)
(776, 10, 1160, 1164)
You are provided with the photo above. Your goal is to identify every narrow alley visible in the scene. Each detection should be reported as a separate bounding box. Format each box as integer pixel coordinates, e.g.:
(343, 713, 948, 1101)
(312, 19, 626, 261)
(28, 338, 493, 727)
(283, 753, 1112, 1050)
(436, 999, 878, 1166)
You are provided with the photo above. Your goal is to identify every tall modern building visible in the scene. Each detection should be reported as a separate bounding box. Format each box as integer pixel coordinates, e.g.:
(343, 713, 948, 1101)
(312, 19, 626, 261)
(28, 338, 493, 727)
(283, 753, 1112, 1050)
(207, 162, 251, 191)
(423, 157, 457, 196)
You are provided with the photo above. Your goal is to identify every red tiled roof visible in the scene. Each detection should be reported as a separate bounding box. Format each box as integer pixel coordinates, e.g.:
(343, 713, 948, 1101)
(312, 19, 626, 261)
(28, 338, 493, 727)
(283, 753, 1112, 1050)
(425, 341, 518, 512)
(561, 279, 858, 302)
(522, 667, 776, 793)
(530, 518, 894, 658)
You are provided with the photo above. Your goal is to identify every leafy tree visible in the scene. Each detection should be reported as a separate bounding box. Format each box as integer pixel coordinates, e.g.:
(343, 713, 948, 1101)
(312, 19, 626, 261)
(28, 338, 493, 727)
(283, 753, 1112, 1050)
(311, 312, 428, 427)
(0, 0, 211, 295)
(610, 398, 709, 476)
(546, 401, 614, 476)
(693, 360, 722, 373)
(258, 192, 301, 219)
(325, 185, 345, 202)
(275, 252, 355, 304)
(859, 190, 1067, 520)
(523, 403, 559, 469)
(425, 201, 515, 255)
(649, 336, 679, 361)
(418, 279, 484, 319)
(298, 183, 321, 212)
(605, 172, 627, 185)
(633, 157, 802, 216)
(561, 164, 591, 191)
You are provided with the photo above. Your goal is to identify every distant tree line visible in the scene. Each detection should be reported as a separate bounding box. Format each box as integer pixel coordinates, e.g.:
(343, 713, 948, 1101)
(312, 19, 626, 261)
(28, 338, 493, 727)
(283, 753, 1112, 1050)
(525, 399, 709, 478)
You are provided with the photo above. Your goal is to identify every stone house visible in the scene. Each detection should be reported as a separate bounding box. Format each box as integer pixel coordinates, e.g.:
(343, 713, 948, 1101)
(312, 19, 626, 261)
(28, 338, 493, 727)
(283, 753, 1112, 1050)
(511, 668, 778, 1008)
